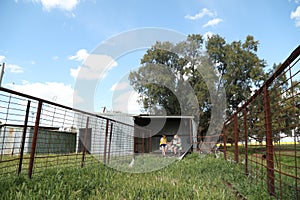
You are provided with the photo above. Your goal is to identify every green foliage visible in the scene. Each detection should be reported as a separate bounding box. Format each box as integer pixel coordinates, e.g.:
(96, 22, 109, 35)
(206, 34, 267, 114)
(129, 34, 267, 143)
(0, 153, 271, 200)
(244, 63, 300, 142)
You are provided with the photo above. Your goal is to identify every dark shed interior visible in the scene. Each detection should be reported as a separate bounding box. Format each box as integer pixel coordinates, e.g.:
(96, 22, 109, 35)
(133, 115, 193, 153)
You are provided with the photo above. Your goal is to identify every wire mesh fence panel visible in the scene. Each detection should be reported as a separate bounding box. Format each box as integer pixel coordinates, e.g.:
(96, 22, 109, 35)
(222, 45, 300, 199)
(0, 91, 39, 176)
(223, 119, 235, 162)
(0, 87, 155, 179)
(268, 51, 300, 199)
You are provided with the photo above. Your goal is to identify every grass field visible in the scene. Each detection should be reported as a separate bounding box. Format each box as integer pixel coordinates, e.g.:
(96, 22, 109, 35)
(0, 153, 272, 200)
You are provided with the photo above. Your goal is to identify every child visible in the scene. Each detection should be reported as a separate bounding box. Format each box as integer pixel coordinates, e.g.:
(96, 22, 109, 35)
(160, 135, 167, 156)
(172, 135, 182, 155)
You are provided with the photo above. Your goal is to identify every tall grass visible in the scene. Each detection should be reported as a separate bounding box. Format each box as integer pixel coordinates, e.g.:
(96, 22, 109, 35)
(0, 153, 270, 200)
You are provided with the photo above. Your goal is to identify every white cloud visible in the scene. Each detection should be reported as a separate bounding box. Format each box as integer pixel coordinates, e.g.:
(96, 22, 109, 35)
(127, 92, 144, 114)
(69, 49, 89, 62)
(112, 90, 142, 114)
(0, 56, 23, 73)
(291, 6, 300, 27)
(33, 0, 80, 12)
(110, 81, 129, 91)
(5, 81, 81, 107)
(0, 55, 5, 63)
(7, 64, 23, 73)
(70, 54, 118, 80)
(70, 67, 80, 79)
(203, 18, 223, 28)
(185, 8, 216, 20)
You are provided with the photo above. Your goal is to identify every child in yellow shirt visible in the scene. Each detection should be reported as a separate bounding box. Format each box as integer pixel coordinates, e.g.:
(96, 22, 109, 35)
(160, 135, 167, 156)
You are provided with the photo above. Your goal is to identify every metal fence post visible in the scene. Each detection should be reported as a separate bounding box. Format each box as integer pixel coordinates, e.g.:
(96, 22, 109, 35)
(189, 118, 193, 151)
(103, 119, 109, 164)
(223, 124, 227, 161)
(264, 85, 275, 196)
(133, 125, 136, 159)
(81, 116, 89, 168)
(234, 114, 239, 163)
(28, 100, 42, 179)
(146, 130, 149, 153)
(142, 131, 145, 154)
(243, 109, 248, 176)
(107, 122, 113, 164)
(150, 130, 152, 152)
(18, 100, 31, 175)
(289, 67, 298, 199)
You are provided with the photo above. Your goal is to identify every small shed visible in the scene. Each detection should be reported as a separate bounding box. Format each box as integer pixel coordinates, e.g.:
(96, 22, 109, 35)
(133, 115, 197, 154)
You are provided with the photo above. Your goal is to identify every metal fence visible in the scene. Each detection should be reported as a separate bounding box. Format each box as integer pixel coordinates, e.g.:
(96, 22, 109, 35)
(222, 45, 300, 199)
(0, 87, 151, 178)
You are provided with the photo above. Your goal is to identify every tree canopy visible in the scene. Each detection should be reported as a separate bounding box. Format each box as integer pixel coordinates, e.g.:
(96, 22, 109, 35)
(129, 34, 267, 141)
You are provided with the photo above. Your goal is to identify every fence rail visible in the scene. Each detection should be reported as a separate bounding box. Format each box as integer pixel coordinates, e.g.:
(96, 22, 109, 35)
(222, 45, 300, 199)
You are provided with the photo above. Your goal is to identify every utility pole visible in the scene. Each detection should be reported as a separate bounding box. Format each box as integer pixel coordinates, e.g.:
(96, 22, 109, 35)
(0, 63, 5, 87)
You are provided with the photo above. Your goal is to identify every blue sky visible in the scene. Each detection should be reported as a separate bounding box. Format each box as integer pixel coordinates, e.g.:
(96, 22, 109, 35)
(0, 0, 299, 114)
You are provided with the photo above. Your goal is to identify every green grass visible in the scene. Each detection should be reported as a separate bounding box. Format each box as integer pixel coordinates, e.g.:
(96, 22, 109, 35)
(226, 144, 300, 173)
(230, 144, 300, 155)
(107, 154, 178, 173)
(0, 153, 271, 200)
(0, 153, 99, 176)
(225, 146, 300, 200)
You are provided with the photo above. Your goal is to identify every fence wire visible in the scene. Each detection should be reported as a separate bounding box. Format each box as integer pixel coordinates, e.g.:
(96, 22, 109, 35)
(223, 45, 300, 199)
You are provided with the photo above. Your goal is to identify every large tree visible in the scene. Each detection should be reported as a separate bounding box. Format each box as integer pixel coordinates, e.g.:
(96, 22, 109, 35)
(129, 34, 267, 145)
